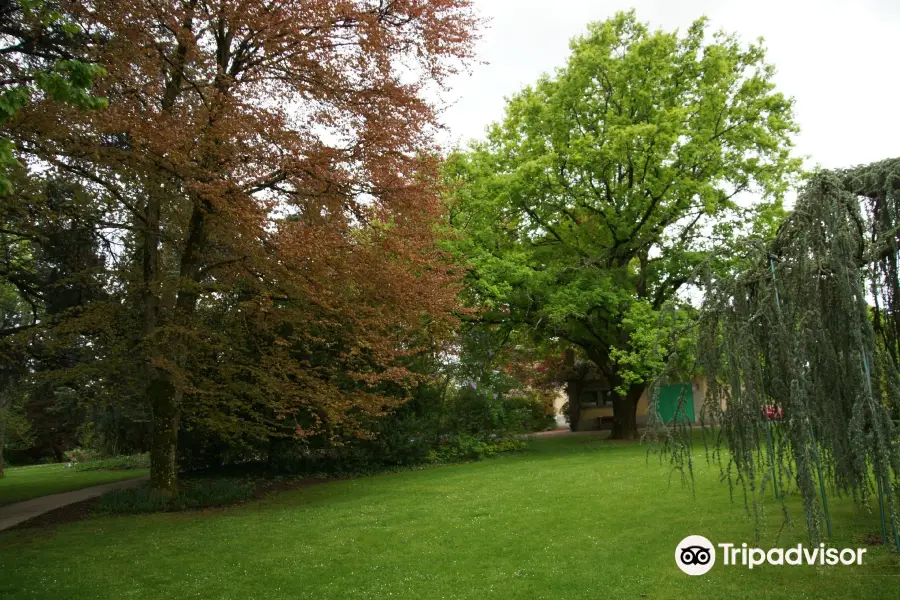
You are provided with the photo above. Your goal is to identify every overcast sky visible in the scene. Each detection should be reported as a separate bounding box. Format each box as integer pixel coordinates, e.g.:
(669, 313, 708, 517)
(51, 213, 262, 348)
(440, 0, 899, 172)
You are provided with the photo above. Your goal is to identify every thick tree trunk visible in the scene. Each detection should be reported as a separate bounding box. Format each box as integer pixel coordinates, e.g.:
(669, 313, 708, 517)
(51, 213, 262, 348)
(583, 346, 644, 440)
(566, 378, 583, 431)
(610, 384, 644, 440)
(140, 18, 198, 494)
(148, 375, 180, 495)
(141, 199, 207, 494)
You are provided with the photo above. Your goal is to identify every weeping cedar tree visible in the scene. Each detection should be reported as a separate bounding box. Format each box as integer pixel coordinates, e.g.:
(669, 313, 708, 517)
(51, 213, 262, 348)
(446, 11, 799, 439)
(4, 1, 479, 494)
(650, 159, 900, 548)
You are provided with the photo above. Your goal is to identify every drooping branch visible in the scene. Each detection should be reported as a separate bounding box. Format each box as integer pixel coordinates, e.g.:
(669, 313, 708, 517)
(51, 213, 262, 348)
(653, 160, 900, 549)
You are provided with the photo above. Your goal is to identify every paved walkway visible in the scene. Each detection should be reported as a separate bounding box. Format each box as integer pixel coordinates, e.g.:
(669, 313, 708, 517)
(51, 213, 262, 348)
(0, 476, 148, 531)
(527, 427, 614, 438)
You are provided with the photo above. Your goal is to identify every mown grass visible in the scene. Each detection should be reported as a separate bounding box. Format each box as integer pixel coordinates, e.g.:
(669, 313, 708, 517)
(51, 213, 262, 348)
(0, 433, 897, 599)
(0, 463, 149, 506)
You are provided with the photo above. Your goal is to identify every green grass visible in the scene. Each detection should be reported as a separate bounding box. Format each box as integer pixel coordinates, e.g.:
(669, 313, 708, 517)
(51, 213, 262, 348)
(0, 463, 149, 506)
(0, 434, 897, 599)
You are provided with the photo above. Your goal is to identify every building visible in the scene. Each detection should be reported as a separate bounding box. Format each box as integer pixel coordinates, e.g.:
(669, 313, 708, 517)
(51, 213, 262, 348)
(552, 364, 708, 431)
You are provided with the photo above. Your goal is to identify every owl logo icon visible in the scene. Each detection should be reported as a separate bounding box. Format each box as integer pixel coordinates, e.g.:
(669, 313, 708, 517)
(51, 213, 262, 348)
(675, 535, 716, 575)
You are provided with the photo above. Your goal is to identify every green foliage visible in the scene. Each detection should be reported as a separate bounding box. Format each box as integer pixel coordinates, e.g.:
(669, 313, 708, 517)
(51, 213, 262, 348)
(33, 61, 107, 110)
(258, 380, 541, 476)
(359, 384, 446, 467)
(62, 447, 97, 463)
(446, 10, 799, 434)
(0, 173, 148, 466)
(77, 405, 152, 460)
(74, 453, 149, 472)
(654, 160, 900, 548)
(0, 3, 107, 194)
(505, 393, 557, 432)
(0, 393, 34, 456)
(94, 485, 169, 515)
(94, 477, 254, 515)
(426, 435, 526, 463)
(445, 385, 551, 437)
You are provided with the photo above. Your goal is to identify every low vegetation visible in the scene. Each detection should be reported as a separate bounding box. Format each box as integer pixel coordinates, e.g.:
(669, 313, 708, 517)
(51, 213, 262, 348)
(94, 477, 254, 515)
(73, 454, 150, 472)
(1, 435, 896, 600)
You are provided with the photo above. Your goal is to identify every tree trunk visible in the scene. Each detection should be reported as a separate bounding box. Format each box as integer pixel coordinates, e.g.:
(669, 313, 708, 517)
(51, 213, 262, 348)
(583, 347, 644, 440)
(566, 378, 583, 431)
(139, 17, 198, 493)
(0, 409, 6, 477)
(610, 384, 643, 440)
(51, 442, 64, 463)
(141, 198, 207, 494)
(148, 374, 179, 495)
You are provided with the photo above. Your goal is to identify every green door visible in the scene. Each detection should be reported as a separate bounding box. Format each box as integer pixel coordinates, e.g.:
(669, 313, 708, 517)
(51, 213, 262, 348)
(656, 384, 695, 424)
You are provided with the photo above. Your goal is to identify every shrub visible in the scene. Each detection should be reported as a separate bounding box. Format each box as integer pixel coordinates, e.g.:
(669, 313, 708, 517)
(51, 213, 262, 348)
(75, 453, 150, 471)
(169, 478, 254, 510)
(501, 393, 557, 432)
(94, 477, 254, 515)
(95, 486, 170, 514)
(426, 435, 526, 463)
(358, 390, 442, 467)
(63, 447, 98, 463)
(169, 376, 543, 476)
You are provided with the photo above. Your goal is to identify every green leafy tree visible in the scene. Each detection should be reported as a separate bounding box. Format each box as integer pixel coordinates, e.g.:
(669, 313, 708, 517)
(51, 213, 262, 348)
(0, 172, 115, 469)
(0, 0, 107, 194)
(447, 11, 799, 438)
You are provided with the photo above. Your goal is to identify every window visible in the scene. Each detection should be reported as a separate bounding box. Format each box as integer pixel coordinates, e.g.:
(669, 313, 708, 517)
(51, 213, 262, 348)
(581, 390, 613, 408)
(579, 391, 598, 407)
(580, 390, 614, 407)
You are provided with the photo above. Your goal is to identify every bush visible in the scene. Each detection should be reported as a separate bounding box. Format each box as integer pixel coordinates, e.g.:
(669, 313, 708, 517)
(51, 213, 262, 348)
(263, 381, 540, 475)
(358, 389, 442, 467)
(426, 435, 526, 463)
(169, 478, 254, 510)
(75, 453, 150, 471)
(95, 486, 169, 514)
(501, 393, 557, 432)
(265, 383, 446, 475)
(63, 447, 98, 463)
(94, 477, 254, 515)
(168, 377, 544, 476)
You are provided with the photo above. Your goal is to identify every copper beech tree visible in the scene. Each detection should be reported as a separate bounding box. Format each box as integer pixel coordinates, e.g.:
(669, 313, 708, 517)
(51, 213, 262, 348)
(7, 0, 478, 493)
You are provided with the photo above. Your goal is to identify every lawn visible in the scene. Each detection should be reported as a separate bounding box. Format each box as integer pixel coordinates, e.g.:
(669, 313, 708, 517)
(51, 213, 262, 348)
(0, 434, 896, 599)
(0, 463, 149, 506)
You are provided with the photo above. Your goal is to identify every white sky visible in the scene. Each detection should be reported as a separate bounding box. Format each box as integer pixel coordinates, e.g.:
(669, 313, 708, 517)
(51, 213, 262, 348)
(440, 0, 900, 172)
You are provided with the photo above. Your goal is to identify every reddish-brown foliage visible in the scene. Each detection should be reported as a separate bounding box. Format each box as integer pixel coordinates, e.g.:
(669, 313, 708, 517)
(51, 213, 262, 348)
(7, 0, 480, 490)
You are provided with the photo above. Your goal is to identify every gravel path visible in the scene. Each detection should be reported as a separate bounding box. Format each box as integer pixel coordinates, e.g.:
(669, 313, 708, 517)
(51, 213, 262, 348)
(0, 476, 148, 531)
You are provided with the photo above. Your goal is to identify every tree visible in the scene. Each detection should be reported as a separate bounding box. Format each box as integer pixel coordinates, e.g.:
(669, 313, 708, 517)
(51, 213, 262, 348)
(446, 11, 799, 438)
(0, 171, 114, 470)
(0, 0, 106, 194)
(4, 0, 479, 493)
(665, 160, 900, 548)
(0, 1, 109, 474)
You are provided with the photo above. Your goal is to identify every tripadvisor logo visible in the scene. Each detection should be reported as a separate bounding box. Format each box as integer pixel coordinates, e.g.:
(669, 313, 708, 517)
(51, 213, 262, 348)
(675, 536, 867, 575)
(675, 535, 716, 575)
